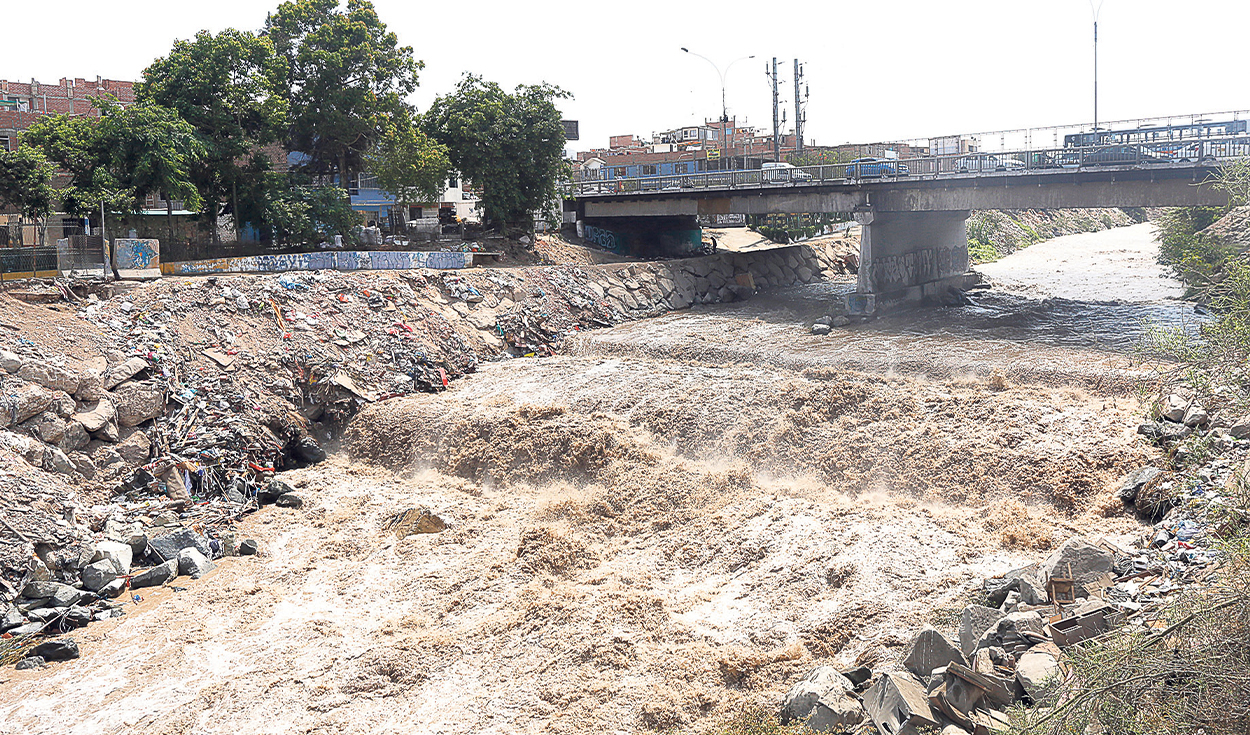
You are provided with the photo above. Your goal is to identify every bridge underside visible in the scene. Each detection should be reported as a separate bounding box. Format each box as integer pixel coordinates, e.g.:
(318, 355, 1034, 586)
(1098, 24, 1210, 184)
(575, 166, 1229, 307)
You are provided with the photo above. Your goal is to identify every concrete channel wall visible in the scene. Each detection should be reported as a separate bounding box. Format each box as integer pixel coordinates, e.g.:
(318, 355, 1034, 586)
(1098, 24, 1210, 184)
(160, 249, 473, 276)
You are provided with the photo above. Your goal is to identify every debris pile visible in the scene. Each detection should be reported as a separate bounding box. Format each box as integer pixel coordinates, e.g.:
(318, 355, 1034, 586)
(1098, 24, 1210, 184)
(779, 483, 1234, 735)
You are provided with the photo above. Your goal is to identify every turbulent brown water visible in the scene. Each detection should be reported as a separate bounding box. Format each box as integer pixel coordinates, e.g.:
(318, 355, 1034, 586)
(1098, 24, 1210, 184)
(0, 222, 1177, 735)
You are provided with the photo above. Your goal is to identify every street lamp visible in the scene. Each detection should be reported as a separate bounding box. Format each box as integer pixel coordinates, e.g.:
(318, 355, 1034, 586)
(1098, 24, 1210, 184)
(1089, 0, 1107, 137)
(681, 48, 755, 171)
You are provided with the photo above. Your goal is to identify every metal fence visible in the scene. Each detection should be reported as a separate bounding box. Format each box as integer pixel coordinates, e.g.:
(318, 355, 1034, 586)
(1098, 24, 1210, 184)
(0, 236, 107, 281)
(565, 135, 1250, 197)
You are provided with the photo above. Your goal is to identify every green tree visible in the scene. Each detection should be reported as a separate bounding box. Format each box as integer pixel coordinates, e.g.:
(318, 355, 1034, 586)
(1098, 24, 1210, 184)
(265, 0, 419, 185)
(139, 28, 288, 243)
(0, 147, 56, 219)
(245, 172, 358, 245)
(423, 74, 570, 229)
(21, 98, 204, 244)
(366, 115, 450, 206)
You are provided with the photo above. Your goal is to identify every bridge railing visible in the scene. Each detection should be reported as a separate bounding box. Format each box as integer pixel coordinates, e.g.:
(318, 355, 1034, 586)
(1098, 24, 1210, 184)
(564, 136, 1250, 197)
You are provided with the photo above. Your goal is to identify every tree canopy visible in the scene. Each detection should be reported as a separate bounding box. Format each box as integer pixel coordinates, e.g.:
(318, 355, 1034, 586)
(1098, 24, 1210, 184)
(367, 114, 450, 206)
(20, 97, 204, 216)
(0, 147, 56, 219)
(265, 0, 419, 184)
(139, 28, 288, 237)
(423, 75, 569, 228)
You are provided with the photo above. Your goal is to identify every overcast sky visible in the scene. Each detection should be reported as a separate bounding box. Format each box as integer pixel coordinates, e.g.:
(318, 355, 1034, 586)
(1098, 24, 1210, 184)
(5, 0, 1248, 153)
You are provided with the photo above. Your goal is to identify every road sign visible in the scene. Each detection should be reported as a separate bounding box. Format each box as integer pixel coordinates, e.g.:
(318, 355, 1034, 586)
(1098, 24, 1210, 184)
(707, 148, 721, 160)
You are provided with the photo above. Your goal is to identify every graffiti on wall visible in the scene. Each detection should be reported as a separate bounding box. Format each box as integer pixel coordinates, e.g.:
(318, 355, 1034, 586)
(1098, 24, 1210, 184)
(583, 224, 623, 252)
(697, 214, 747, 227)
(866, 245, 965, 291)
(113, 239, 160, 271)
(160, 250, 472, 276)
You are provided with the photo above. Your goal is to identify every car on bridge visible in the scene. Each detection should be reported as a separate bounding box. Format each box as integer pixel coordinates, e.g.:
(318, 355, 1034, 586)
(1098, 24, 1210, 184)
(1080, 145, 1168, 166)
(762, 162, 814, 183)
(845, 157, 909, 178)
(951, 153, 1025, 173)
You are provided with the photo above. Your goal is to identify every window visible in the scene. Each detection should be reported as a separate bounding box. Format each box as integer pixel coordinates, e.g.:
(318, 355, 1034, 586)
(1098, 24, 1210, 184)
(356, 173, 379, 191)
(612, 167, 627, 178)
(683, 128, 698, 140)
(642, 165, 657, 176)
(674, 163, 688, 174)
(0, 136, 8, 152)
(447, 173, 459, 188)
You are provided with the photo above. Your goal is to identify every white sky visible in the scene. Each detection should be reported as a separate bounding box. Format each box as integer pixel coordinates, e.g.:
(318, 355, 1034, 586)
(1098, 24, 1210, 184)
(4, 0, 1248, 153)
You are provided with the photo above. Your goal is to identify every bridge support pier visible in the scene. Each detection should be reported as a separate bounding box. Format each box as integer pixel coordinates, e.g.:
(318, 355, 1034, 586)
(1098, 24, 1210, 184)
(852, 208, 979, 311)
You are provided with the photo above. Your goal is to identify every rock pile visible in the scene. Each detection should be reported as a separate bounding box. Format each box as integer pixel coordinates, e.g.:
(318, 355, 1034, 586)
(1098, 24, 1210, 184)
(780, 511, 1230, 734)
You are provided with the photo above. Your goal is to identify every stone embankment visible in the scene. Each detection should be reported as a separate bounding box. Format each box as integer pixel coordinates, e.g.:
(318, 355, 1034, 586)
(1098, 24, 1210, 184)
(0, 240, 856, 666)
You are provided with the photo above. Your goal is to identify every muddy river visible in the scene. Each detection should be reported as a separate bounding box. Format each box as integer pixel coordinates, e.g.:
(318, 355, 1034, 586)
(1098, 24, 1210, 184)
(0, 222, 1177, 735)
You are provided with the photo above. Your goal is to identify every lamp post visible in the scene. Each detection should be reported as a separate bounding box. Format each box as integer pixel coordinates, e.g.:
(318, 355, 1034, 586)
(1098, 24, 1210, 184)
(681, 48, 754, 171)
(1089, 0, 1107, 137)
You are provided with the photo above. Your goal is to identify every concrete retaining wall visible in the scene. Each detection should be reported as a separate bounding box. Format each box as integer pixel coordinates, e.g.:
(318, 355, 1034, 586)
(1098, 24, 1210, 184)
(160, 250, 473, 276)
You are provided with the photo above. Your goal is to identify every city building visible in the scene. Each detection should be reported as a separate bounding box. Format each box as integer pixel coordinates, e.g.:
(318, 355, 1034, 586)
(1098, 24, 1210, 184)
(0, 77, 135, 151)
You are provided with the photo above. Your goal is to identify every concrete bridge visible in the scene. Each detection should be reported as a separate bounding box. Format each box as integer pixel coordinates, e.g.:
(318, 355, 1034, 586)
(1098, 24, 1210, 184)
(566, 140, 1243, 307)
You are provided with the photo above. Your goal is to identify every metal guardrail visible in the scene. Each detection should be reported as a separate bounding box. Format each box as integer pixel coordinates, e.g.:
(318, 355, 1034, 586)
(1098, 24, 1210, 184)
(564, 136, 1250, 197)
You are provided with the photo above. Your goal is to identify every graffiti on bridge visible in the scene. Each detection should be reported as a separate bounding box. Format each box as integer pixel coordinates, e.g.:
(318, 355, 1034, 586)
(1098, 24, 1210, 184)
(583, 224, 622, 252)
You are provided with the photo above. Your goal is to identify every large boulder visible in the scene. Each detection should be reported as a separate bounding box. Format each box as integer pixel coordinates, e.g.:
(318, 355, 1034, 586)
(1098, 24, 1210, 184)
(112, 382, 166, 427)
(9, 383, 55, 425)
(59, 420, 91, 453)
(1016, 645, 1064, 701)
(22, 581, 87, 608)
(1, 604, 25, 632)
(149, 527, 211, 562)
(779, 666, 865, 731)
(1041, 537, 1114, 598)
(0, 349, 23, 373)
(74, 398, 117, 433)
(31, 638, 80, 661)
(81, 559, 120, 592)
(75, 368, 106, 402)
(114, 428, 152, 465)
(960, 605, 1006, 657)
(17, 360, 80, 395)
(91, 540, 133, 575)
(18, 411, 66, 444)
(130, 559, 178, 588)
(901, 626, 967, 679)
(104, 357, 150, 390)
(1118, 467, 1163, 504)
(177, 548, 215, 579)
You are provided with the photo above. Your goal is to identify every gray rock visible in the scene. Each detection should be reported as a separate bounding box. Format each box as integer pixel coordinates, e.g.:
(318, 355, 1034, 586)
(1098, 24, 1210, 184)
(65, 606, 92, 627)
(74, 398, 117, 433)
(1183, 404, 1209, 427)
(10, 383, 55, 425)
(1230, 415, 1250, 440)
(148, 527, 211, 561)
(19, 411, 66, 444)
(984, 566, 1047, 607)
(22, 581, 87, 608)
(902, 626, 968, 679)
(113, 428, 152, 465)
(1160, 393, 1187, 421)
(177, 548, 215, 580)
(1, 604, 25, 632)
(104, 357, 150, 390)
(112, 381, 166, 427)
(239, 539, 259, 556)
(960, 604, 1006, 656)
(48, 448, 77, 475)
(974, 611, 1047, 654)
(8, 622, 44, 636)
(75, 368, 105, 402)
(1041, 537, 1114, 598)
(91, 540, 133, 575)
(59, 421, 91, 453)
(1118, 467, 1163, 504)
(15, 656, 45, 670)
(1016, 647, 1063, 701)
(98, 579, 127, 599)
(130, 559, 178, 589)
(0, 349, 23, 373)
(779, 666, 865, 731)
(32, 638, 79, 661)
(18, 360, 80, 395)
(105, 519, 148, 558)
(81, 559, 121, 592)
(69, 452, 97, 480)
(811, 323, 832, 336)
(26, 606, 68, 623)
(831, 315, 852, 327)
(275, 493, 304, 509)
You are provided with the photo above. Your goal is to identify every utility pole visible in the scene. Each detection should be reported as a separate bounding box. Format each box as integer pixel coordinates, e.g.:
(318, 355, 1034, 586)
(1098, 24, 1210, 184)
(793, 59, 805, 155)
(1089, 1, 1106, 137)
(771, 57, 780, 162)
